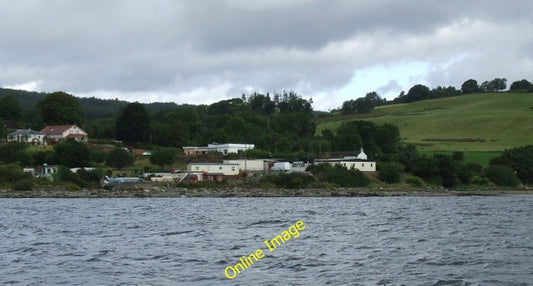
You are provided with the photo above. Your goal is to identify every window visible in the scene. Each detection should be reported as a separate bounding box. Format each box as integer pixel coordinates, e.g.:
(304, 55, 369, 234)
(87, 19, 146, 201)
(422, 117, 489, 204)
(219, 166, 223, 170)
(195, 167, 199, 171)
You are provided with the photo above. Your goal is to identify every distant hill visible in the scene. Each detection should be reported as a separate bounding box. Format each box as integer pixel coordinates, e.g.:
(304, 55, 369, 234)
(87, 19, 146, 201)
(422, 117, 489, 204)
(0, 88, 179, 119)
(316, 92, 533, 152)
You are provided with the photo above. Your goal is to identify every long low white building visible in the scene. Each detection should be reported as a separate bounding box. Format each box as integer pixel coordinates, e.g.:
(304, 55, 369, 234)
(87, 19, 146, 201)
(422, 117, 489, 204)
(187, 162, 240, 176)
(183, 143, 255, 156)
(314, 158, 376, 172)
(223, 159, 270, 172)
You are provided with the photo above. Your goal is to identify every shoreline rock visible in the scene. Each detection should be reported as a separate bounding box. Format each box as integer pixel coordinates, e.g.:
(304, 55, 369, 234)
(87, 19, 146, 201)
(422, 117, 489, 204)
(1, 186, 532, 198)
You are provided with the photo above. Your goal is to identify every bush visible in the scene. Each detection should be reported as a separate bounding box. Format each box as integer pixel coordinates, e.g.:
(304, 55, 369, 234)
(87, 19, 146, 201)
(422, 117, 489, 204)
(0, 163, 26, 184)
(13, 179, 33, 191)
(65, 182, 81, 192)
(307, 163, 370, 187)
(106, 148, 134, 169)
(490, 145, 533, 184)
(404, 175, 424, 187)
(485, 165, 520, 187)
(77, 168, 104, 188)
(0, 142, 32, 166)
(378, 162, 404, 183)
(242, 148, 271, 159)
(470, 175, 490, 186)
(149, 148, 176, 170)
(260, 172, 314, 189)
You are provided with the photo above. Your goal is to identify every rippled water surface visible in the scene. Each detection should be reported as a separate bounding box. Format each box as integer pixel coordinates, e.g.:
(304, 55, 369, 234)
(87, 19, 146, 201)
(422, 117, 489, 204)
(1, 196, 532, 285)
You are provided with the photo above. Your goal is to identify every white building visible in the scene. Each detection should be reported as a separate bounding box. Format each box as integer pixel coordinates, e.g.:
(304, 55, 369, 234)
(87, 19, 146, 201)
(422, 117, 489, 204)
(40, 125, 88, 143)
(315, 156, 376, 172)
(7, 129, 46, 145)
(356, 148, 368, 160)
(183, 143, 255, 156)
(187, 162, 240, 176)
(223, 159, 269, 172)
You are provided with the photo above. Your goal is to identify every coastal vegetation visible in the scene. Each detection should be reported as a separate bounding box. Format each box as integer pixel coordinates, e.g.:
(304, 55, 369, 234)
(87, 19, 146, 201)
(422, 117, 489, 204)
(1, 77, 533, 193)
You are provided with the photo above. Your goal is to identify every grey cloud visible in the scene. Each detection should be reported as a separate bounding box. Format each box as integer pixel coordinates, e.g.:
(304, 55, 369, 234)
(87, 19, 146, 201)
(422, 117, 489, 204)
(1, 0, 532, 109)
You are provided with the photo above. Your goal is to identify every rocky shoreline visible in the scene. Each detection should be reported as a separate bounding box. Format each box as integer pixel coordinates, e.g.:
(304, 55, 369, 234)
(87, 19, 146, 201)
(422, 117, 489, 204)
(1, 184, 532, 198)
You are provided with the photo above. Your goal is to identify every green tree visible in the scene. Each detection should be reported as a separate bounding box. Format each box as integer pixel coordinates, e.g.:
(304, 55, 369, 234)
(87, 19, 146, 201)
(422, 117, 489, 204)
(405, 84, 431, 102)
(378, 162, 404, 184)
(0, 95, 22, 120)
(249, 93, 275, 116)
(105, 148, 134, 169)
(334, 122, 363, 151)
(54, 138, 90, 167)
(149, 148, 176, 170)
(485, 165, 520, 187)
(0, 163, 26, 184)
(32, 150, 58, 166)
(37, 91, 84, 125)
(490, 145, 533, 184)
(411, 157, 440, 184)
(461, 79, 479, 94)
(509, 79, 532, 92)
(341, 97, 374, 114)
(430, 86, 460, 98)
(0, 142, 32, 166)
(274, 137, 293, 153)
(0, 123, 7, 141)
(480, 78, 507, 92)
(115, 102, 151, 143)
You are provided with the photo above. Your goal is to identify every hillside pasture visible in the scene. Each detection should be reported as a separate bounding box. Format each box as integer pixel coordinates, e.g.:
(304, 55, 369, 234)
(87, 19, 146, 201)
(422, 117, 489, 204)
(418, 150, 500, 167)
(316, 93, 533, 152)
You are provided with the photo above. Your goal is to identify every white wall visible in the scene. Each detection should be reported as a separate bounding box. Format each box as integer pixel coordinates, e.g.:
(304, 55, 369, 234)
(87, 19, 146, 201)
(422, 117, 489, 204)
(338, 161, 376, 172)
(187, 163, 240, 175)
(223, 159, 265, 172)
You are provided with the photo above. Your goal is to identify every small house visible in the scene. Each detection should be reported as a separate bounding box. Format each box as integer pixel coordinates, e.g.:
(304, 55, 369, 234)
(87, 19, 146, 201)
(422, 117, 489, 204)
(7, 129, 46, 145)
(40, 125, 88, 144)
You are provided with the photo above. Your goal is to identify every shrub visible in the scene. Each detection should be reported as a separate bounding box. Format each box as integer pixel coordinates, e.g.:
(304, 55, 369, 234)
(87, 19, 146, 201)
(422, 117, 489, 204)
(0, 163, 25, 184)
(260, 172, 314, 189)
(377, 162, 404, 183)
(65, 182, 81, 192)
(307, 163, 370, 187)
(404, 175, 424, 187)
(149, 148, 176, 170)
(470, 175, 490, 186)
(13, 179, 33, 191)
(485, 165, 520, 187)
(490, 145, 533, 184)
(106, 148, 134, 169)
(242, 148, 270, 159)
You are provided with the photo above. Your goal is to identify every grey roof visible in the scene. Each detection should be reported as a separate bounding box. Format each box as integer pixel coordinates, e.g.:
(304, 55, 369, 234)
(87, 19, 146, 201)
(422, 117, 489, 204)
(8, 129, 44, 136)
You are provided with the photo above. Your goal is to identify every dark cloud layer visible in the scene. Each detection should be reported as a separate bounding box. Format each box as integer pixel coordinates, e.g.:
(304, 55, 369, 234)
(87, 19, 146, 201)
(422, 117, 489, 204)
(1, 0, 532, 110)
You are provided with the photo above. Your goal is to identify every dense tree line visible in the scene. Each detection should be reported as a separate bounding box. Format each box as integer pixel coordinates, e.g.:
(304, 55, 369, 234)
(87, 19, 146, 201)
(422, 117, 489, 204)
(340, 78, 532, 112)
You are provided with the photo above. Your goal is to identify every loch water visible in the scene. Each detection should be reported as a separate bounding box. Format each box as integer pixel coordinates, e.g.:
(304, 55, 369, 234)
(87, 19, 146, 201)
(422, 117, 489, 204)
(1, 195, 532, 285)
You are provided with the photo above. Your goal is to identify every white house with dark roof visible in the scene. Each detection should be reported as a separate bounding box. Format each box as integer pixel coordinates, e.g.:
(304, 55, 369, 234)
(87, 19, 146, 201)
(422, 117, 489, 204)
(314, 148, 376, 172)
(7, 129, 46, 145)
(40, 125, 88, 143)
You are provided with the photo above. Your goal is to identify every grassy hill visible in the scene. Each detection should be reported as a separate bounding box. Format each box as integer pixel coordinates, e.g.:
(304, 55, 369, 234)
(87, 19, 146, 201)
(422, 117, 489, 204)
(317, 92, 533, 152)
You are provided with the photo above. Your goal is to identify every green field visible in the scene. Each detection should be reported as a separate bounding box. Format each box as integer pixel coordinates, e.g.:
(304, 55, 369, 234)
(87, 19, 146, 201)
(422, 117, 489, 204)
(317, 92, 533, 152)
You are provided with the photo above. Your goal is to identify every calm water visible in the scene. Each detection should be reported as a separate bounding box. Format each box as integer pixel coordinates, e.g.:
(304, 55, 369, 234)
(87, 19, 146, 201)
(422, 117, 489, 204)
(1, 196, 532, 285)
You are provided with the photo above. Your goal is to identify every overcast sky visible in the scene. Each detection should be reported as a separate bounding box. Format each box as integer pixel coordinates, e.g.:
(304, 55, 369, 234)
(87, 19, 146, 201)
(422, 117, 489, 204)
(1, 0, 532, 111)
